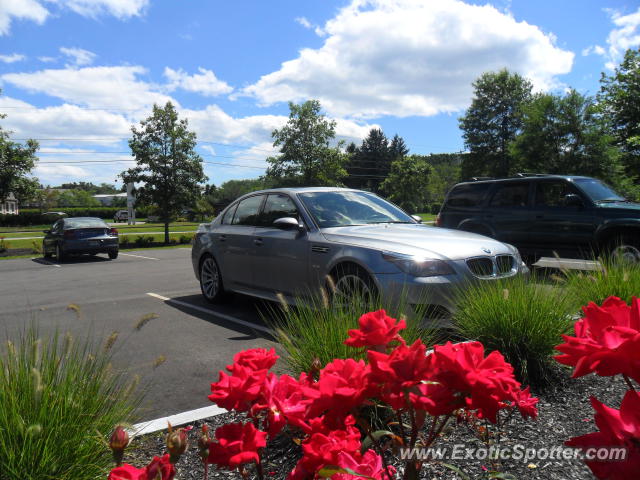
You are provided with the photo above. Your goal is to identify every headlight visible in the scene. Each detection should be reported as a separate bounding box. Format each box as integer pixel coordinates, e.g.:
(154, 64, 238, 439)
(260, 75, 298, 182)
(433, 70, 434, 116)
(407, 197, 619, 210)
(382, 252, 455, 277)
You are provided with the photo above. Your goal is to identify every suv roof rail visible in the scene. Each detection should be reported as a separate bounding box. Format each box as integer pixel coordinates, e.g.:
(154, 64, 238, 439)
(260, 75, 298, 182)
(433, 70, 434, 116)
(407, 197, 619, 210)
(469, 176, 494, 181)
(513, 172, 550, 178)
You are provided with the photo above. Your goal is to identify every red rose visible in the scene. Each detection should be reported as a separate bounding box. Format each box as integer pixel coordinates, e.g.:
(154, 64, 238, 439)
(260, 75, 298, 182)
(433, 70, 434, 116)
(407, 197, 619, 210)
(251, 373, 311, 436)
(344, 310, 406, 349)
(209, 365, 267, 411)
(227, 348, 279, 373)
(207, 422, 267, 469)
(556, 297, 640, 383)
(334, 450, 396, 480)
(306, 358, 371, 418)
(290, 425, 362, 477)
(108, 464, 145, 480)
(511, 386, 539, 420)
(566, 390, 640, 480)
(368, 339, 429, 409)
(108, 455, 175, 480)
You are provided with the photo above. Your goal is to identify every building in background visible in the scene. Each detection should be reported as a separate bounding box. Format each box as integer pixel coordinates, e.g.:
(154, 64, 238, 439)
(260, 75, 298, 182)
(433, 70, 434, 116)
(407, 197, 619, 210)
(1, 193, 19, 215)
(93, 193, 127, 206)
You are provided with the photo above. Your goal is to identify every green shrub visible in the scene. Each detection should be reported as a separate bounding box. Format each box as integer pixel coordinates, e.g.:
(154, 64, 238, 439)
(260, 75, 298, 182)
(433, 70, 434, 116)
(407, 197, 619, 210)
(120, 235, 130, 247)
(31, 240, 42, 254)
(0, 236, 9, 253)
(266, 290, 435, 376)
(134, 235, 154, 248)
(0, 326, 141, 480)
(452, 274, 575, 386)
(563, 257, 640, 307)
(178, 234, 192, 245)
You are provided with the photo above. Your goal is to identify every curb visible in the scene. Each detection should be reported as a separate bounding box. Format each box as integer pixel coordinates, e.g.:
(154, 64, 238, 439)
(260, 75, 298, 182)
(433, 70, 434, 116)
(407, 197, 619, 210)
(130, 405, 228, 437)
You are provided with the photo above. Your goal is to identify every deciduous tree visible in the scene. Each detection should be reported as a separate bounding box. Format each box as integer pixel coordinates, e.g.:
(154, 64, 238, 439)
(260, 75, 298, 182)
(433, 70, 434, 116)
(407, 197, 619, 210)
(121, 102, 207, 243)
(381, 155, 432, 213)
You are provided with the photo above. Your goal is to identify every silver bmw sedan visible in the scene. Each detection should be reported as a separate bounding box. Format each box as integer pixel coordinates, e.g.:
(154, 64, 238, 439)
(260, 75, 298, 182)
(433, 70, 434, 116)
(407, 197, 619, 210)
(191, 187, 528, 317)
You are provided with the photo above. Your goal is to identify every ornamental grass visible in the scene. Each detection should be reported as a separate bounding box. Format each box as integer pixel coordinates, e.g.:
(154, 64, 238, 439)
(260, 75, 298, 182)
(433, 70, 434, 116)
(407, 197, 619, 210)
(0, 325, 142, 480)
(265, 289, 434, 376)
(452, 273, 575, 387)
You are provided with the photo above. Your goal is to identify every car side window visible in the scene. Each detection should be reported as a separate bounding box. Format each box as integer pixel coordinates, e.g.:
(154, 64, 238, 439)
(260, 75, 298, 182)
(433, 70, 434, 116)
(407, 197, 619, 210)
(221, 203, 237, 225)
(535, 181, 579, 207)
(231, 195, 264, 226)
(489, 183, 530, 208)
(258, 194, 299, 227)
(446, 183, 491, 207)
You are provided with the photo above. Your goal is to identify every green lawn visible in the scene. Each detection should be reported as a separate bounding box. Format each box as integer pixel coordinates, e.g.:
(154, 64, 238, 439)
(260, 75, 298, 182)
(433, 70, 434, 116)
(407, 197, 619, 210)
(416, 212, 436, 222)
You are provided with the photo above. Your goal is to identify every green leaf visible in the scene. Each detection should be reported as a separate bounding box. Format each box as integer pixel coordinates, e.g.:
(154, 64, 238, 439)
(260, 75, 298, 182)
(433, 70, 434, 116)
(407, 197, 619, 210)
(317, 465, 375, 479)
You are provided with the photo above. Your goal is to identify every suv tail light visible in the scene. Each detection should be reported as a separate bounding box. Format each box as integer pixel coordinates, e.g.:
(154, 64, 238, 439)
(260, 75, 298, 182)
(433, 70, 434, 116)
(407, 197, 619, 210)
(435, 213, 442, 227)
(109, 228, 118, 236)
(63, 230, 76, 239)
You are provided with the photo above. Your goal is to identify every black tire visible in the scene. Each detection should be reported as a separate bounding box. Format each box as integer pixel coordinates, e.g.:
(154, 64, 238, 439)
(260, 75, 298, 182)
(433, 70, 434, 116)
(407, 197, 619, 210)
(328, 264, 378, 306)
(56, 243, 65, 262)
(606, 234, 640, 264)
(108, 250, 119, 260)
(200, 255, 226, 303)
(43, 242, 52, 258)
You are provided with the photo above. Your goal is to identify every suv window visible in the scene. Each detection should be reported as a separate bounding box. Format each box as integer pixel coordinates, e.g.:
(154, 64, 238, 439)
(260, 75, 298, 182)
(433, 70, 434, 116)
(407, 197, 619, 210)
(534, 181, 580, 207)
(489, 183, 529, 208)
(231, 195, 264, 226)
(258, 194, 299, 227)
(446, 183, 491, 207)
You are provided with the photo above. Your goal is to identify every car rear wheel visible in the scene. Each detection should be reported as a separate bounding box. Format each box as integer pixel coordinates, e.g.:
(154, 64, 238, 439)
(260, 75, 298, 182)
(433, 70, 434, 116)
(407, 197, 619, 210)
(108, 250, 118, 260)
(200, 255, 226, 303)
(607, 235, 640, 264)
(56, 243, 65, 262)
(329, 264, 377, 307)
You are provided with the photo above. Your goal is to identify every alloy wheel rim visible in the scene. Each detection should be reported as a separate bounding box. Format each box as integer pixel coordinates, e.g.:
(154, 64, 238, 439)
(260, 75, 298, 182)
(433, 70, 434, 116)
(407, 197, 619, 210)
(201, 258, 220, 299)
(334, 274, 372, 304)
(612, 245, 640, 264)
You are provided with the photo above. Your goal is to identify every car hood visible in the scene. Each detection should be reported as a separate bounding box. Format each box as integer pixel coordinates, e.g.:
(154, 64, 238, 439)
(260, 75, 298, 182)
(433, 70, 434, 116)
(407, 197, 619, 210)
(320, 224, 514, 260)
(595, 201, 640, 213)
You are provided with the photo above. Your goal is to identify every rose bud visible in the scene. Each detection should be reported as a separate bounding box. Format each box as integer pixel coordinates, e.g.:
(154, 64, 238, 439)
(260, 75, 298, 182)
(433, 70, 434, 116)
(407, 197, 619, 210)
(197, 425, 211, 463)
(109, 425, 129, 466)
(166, 422, 188, 464)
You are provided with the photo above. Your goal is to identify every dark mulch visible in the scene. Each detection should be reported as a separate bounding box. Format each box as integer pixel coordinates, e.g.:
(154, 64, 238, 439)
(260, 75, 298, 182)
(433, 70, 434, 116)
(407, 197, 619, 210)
(124, 365, 628, 479)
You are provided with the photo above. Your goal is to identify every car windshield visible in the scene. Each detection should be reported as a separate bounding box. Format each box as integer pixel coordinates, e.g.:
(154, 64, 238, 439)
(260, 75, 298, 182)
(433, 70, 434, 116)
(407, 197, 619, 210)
(64, 218, 108, 229)
(298, 191, 415, 228)
(574, 178, 626, 202)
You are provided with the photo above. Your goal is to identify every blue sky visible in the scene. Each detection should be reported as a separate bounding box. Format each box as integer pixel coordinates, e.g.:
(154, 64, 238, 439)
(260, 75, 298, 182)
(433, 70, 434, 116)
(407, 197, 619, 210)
(1, 0, 639, 188)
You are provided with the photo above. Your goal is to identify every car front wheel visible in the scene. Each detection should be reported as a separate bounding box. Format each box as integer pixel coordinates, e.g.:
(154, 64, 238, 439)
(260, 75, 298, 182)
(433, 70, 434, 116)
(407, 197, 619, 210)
(329, 264, 378, 307)
(108, 250, 118, 260)
(607, 235, 640, 264)
(56, 243, 65, 262)
(200, 255, 226, 303)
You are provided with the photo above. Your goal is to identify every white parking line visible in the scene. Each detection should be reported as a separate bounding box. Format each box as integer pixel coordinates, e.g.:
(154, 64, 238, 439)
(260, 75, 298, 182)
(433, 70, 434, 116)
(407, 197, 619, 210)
(120, 253, 159, 260)
(146, 292, 273, 334)
(32, 257, 61, 267)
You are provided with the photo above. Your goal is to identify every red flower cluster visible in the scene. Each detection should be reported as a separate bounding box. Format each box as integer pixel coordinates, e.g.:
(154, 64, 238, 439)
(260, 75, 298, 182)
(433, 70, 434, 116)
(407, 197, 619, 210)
(555, 296, 640, 383)
(108, 454, 175, 480)
(557, 297, 640, 480)
(566, 390, 640, 480)
(206, 310, 537, 478)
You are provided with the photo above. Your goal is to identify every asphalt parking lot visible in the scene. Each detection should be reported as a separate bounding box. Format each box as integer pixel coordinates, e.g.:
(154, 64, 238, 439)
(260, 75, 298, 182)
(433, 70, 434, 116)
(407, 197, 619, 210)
(0, 249, 598, 423)
(0, 248, 279, 422)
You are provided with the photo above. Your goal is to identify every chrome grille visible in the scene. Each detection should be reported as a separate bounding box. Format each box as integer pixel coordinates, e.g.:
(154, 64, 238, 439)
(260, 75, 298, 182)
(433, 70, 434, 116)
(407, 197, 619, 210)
(466, 255, 516, 278)
(496, 255, 515, 274)
(466, 257, 494, 277)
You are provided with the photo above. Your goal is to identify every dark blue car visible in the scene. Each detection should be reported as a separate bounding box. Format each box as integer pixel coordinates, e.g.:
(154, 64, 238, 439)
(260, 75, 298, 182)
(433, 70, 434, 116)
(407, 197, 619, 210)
(43, 217, 119, 261)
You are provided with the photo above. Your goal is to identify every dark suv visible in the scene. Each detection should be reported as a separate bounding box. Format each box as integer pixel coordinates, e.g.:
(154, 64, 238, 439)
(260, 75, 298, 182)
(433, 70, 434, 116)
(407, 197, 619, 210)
(437, 174, 640, 263)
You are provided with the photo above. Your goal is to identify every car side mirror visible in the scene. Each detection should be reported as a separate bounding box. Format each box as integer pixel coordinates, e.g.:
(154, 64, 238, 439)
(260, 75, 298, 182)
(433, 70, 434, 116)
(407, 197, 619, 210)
(273, 217, 304, 231)
(564, 194, 584, 208)
(411, 215, 423, 223)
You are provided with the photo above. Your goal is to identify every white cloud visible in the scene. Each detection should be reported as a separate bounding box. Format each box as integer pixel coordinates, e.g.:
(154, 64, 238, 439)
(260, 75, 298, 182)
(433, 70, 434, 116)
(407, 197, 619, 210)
(0, 0, 148, 36)
(2, 65, 173, 111)
(585, 8, 640, 70)
(38, 56, 57, 63)
(60, 47, 97, 66)
(60, 0, 149, 19)
(0, 53, 26, 63)
(0, 0, 48, 35)
(295, 17, 312, 29)
(0, 96, 130, 144)
(244, 0, 574, 119)
(163, 67, 233, 97)
(200, 144, 216, 156)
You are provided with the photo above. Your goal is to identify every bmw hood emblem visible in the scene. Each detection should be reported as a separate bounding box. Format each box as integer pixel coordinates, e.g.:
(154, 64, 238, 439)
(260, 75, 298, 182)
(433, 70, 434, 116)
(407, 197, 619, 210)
(482, 247, 492, 254)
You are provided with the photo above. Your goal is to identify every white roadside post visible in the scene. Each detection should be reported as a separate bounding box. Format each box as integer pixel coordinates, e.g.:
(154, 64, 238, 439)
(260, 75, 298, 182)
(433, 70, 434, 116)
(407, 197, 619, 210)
(127, 183, 136, 225)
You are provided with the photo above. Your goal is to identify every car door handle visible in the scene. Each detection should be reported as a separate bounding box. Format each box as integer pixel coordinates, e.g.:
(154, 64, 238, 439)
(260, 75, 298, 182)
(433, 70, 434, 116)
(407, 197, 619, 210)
(218, 235, 227, 242)
(254, 238, 263, 246)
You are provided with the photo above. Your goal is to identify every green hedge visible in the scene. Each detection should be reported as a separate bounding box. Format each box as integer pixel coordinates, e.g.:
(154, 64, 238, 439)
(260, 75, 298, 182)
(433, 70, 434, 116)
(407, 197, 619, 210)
(0, 207, 144, 227)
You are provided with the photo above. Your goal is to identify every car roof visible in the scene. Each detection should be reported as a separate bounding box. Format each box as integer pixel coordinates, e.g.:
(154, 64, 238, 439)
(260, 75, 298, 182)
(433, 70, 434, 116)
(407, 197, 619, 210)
(456, 175, 595, 186)
(63, 217, 106, 222)
(243, 187, 365, 195)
